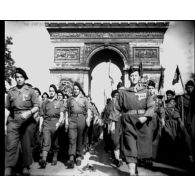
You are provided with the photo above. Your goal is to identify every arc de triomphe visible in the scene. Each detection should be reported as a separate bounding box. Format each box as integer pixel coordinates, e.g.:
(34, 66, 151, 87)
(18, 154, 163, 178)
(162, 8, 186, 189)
(45, 22, 169, 96)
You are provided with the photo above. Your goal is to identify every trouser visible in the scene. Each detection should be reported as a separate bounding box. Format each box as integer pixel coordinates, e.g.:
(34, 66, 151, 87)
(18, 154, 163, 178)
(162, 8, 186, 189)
(122, 114, 153, 163)
(83, 120, 93, 147)
(5, 115, 36, 168)
(42, 119, 59, 152)
(68, 115, 86, 157)
(103, 124, 112, 151)
(110, 119, 122, 151)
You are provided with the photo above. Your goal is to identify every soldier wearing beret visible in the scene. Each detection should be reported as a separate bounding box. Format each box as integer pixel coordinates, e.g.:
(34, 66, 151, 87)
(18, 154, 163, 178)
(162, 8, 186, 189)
(38, 85, 65, 168)
(65, 82, 91, 168)
(5, 67, 40, 175)
(109, 66, 155, 175)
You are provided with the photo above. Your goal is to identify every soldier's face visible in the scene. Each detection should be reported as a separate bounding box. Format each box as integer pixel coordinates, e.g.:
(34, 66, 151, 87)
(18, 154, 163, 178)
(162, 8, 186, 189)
(166, 94, 173, 100)
(148, 86, 155, 95)
(129, 71, 140, 85)
(49, 87, 56, 98)
(186, 85, 194, 95)
(15, 73, 25, 86)
(57, 93, 63, 100)
(42, 94, 48, 101)
(34, 90, 40, 97)
(73, 86, 80, 96)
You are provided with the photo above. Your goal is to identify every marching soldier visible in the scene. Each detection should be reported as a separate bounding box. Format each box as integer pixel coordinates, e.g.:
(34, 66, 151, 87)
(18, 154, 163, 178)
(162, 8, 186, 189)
(147, 80, 164, 163)
(101, 98, 112, 153)
(176, 80, 194, 128)
(5, 67, 40, 176)
(38, 84, 64, 168)
(161, 92, 194, 165)
(65, 82, 91, 168)
(109, 90, 123, 167)
(109, 67, 155, 175)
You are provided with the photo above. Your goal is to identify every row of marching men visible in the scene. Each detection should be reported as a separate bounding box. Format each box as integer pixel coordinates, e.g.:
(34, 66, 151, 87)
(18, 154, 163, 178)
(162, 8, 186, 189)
(4, 66, 195, 176)
(100, 68, 195, 175)
(4, 67, 100, 176)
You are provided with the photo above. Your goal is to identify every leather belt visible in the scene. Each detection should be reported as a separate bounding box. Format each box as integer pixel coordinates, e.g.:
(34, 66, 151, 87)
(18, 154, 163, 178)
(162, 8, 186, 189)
(70, 113, 85, 117)
(13, 110, 30, 116)
(126, 109, 145, 115)
(44, 117, 59, 120)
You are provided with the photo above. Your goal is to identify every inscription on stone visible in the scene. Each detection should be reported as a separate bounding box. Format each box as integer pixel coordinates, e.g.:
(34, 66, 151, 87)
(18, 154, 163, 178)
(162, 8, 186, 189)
(54, 47, 80, 62)
(134, 47, 159, 62)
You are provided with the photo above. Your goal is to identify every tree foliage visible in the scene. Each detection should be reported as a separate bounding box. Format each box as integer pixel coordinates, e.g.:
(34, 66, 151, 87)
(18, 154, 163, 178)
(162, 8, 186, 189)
(5, 36, 16, 85)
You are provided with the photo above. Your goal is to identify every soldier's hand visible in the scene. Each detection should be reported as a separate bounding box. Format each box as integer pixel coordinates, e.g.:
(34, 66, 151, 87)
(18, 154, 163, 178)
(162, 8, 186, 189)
(179, 121, 185, 129)
(21, 110, 31, 120)
(56, 122, 61, 130)
(5, 125, 7, 136)
(86, 117, 91, 127)
(161, 119, 165, 127)
(39, 125, 43, 135)
(138, 116, 147, 124)
(110, 122, 115, 134)
(65, 123, 69, 132)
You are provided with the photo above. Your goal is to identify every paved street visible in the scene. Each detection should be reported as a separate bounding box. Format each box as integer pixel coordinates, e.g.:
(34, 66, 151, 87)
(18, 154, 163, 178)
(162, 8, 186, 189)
(30, 140, 191, 176)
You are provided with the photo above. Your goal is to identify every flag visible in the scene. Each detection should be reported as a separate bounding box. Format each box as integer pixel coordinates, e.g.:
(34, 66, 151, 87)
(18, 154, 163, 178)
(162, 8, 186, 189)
(158, 66, 164, 92)
(172, 65, 180, 85)
(109, 75, 114, 86)
(139, 62, 143, 78)
(108, 60, 114, 86)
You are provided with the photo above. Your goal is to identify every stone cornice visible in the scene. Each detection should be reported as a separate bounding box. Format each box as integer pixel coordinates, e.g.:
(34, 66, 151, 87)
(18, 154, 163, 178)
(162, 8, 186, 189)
(49, 66, 90, 71)
(45, 21, 169, 29)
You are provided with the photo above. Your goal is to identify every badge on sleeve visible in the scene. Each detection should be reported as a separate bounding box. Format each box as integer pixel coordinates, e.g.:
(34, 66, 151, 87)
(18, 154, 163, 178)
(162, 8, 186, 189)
(135, 93, 146, 101)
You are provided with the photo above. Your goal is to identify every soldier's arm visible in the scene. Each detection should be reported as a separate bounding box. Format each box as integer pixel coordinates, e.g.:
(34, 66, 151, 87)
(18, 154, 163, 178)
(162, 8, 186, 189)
(109, 91, 122, 122)
(144, 91, 155, 119)
(85, 98, 92, 126)
(30, 89, 40, 114)
(5, 92, 11, 133)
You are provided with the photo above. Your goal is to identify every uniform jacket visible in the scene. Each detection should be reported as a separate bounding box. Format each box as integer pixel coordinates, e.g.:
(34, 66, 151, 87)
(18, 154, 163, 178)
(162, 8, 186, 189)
(5, 84, 40, 112)
(66, 95, 90, 115)
(40, 98, 65, 119)
(109, 86, 155, 122)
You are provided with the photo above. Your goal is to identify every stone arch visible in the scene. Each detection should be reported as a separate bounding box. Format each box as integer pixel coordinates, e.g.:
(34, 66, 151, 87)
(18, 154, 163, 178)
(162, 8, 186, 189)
(86, 45, 126, 95)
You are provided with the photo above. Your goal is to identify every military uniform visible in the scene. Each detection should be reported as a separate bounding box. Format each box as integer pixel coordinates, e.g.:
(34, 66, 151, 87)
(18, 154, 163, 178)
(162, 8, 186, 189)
(40, 98, 65, 153)
(102, 101, 113, 151)
(5, 84, 40, 169)
(160, 101, 193, 162)
(109, 86, 155, 163)
(66, 95, 90, 158)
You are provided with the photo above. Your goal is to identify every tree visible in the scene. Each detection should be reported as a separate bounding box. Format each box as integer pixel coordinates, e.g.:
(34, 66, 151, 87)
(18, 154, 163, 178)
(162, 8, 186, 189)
(5, 36, 16, 85)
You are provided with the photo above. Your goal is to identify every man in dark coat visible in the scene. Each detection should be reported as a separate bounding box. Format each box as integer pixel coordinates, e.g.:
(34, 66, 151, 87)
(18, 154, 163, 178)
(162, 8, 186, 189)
(109, 67, 155, 175)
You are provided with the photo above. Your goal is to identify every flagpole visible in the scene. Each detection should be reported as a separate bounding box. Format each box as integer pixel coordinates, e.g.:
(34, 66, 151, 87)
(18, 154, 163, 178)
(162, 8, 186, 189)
(177, 65, 185, 123)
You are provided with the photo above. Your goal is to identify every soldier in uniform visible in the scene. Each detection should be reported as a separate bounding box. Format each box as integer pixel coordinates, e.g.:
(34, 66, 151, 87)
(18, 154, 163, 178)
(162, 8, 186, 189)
(147, 80, 164, 163)
(109, 67, 155, 175)
(101, 98, 112, 153)
(5, 67, 40, 176)
(161, 93, 194, 166)
(38, 84, 64, 168)
(109, 90, 123, 167)
(42, 92, 49, 102)
(65, 82, 91, 168)
(176, 80, 194, 129)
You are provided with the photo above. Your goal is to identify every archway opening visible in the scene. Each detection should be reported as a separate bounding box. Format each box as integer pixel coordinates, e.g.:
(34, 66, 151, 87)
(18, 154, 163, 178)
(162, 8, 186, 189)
(89, 49, 124, 113)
